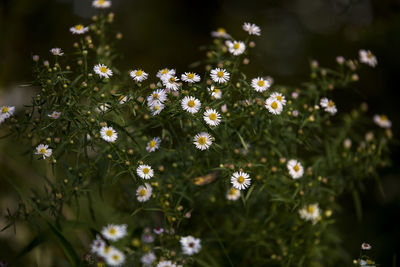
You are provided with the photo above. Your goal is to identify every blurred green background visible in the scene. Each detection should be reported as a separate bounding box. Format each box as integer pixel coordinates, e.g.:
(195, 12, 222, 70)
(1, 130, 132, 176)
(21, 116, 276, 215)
(1, 0, 400, 265)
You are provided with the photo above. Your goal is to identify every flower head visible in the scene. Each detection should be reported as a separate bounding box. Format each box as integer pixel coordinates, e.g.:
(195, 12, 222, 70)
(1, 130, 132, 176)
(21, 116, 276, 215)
(141, 252, 156, 266)
(101, 224, 127, 241)
(243, 22, 261, 36)
(231, 171, 251, 190)
(149, 101, 165, 116)
(287, 159, 304, 179)
(208, 85, 222, 99)
(105, 247, 125, 266)
(226, 40, 246, 56)
(359, 49, 377, 67)
(181, 96, 201, 114)
(203, 109, 221, 126)
(92, 0, 111, 8)
(270, 92, 286, 106)
(193, 132, 213, 150)
(157, 68, 176, 79)
(100, 126, 118, 143)
(0, 106, 15, 120)
(180, 236, 202, 255)
(70, 24, 89, 34)
(265, 97, 283, 115)
(118, 95, 131, 104)
(251, 77, 270, 92)
(94, 63, 113, 79)
(211, 28, 231, 39)
(50, 48, 64, 56)
(137, 164, 154, 179)
(226, 187, 241, 201)
(90, 235, 106, 255)
(161, 75, 180, 91)
(181, 72, 201, 83)
(373, 114, 391, 128)
(299, 203, 321, 225)
(157, 261, 177, 267)
(136, 183, 153, 202)
(320, 98, 337, 115)
(130, 69, 148, 82)
(35, 144, 52, 159)
(146, 137, 161, 152)
(210, 68, 230, 84)
(361, 243, 372, 250)
(48, 111, 61, 119)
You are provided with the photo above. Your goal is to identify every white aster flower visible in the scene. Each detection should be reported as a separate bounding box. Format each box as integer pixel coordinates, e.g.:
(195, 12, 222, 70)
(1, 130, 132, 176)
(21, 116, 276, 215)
(105, 247, 125, 266)
(136, 183, 153, 202)
(157, 68, 176, 79)
(137, 164, 154, 179)
(147, 89, 167, 106)
(149, 101, 165, 116)
(193, 132, 213, 150)
(359, 49, 377, 67)
(100, 126, 118, 143)
(211, 27, 231, 39)
(243, 22, 261, 36)
(226, 187, 241, 201)
(320, 98, 337, 115)
(96, 103, 111, 113)
(94, 63, 113, 79)
(92, 0, 111, 8)
(299, 203, 321, 225)
(226, 40, 246, 56)
(287, 159, 304, 179)
(35, 144, 52, 159)
(69, 24, 89, 34)
(265, 97, 283, 115)
(146, 137, 161, 152)
(50, 48, 64, 56)
(141, 252, 156, 266)
(0, 106, 15, 119)
(208, 85, 222, 99)
(251, 77, 270, 92)
(90, 235, 106, 255)
(130, 69, 148, 82)
(359, 259, 376, 267)
(101, 224, 127, 241)
(180, 235, 202, 255)
(48, 111, 61, 119)
(118, 95, 131, 104)
(230, 171, 251, 190)
(181, 72, 201, 83)
(162, 76, 180, 91)
(157, 261, 177, 267)
(270, 92, 286, 105)
(181, 96, 201, 114)
(210, 68, 230, 84)
(373, 114, 391, 128)
(203, 109, 221, 126)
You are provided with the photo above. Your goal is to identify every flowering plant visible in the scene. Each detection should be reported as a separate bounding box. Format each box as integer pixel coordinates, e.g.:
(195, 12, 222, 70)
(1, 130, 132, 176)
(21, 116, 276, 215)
(0, 1, 393, 266)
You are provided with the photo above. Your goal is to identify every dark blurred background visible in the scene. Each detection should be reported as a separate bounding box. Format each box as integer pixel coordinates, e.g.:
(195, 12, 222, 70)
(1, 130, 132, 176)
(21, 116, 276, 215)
(1, 0, 400, 265)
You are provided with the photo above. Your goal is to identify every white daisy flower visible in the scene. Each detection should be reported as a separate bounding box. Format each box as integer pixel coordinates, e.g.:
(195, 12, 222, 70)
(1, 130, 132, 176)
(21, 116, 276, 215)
(211, 27, 231, 39)
(105, 247, 126, 266)
(94, 63, 113, 79)
(0, 106, 15, 119)
(130, 69, 148, 82)
(35, 144, 52, 159)
(137, 164, 154, 179)
(361, 243, 372, 250)
(157, 261, 177, 267)
(156, 68, 176, 79)
(149, 101, 165, 116)
(359, 49, 377, 67)
(136, 183, 153, 202)
(96, 103, 111, 113)
(226, 40, 246, 56)
(101, 224, 127, 241)
(193, 132, 213, 150)
(146, 137, 161, 152)
(92, 0, 111, 8)
(265, 97, 283, 115)
(203, 109, 221, 126)
(48, 111, 61, 119)
(210, 68, 230, 84)
(69, 24, 89, 34)
(181, 96, 201, 114)
(226, 187, 241, 201)
(208, 85, 222, 99)
(287, 159, 304, 179)
(147, 89, 167, 106)
(50, 48, 64, 56)
(141, 252, 156, 266)
(251, 77, 270, 92)
(180, 236, 202, 255)
(320, 98, 337, 115)
(243, 22, 261, 36)
(100, 126, 118, 143)
(299, 203, 321, 225)
(98, 245, 113, 259)
(181, 72, 201, 83)
(118, 95, 131, 104)
(90, 235, 106, 255)
(162, 76, 180, 91)
(373, 114, 391, 128)
(230, 171, 251, 190)
(270, 92, 286, 105)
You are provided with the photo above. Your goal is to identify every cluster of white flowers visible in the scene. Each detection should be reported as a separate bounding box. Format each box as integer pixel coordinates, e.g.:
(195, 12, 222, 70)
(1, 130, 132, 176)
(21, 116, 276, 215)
(265, 92, 286, 115)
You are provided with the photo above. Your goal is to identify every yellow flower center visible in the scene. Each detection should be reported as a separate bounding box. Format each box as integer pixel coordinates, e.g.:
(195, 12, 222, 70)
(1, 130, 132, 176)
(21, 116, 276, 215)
(237, 176, 245, 184)
(169, 77, 175, 83)
(328, 100, 335, 107)
(118, 95, 125, 101)
(100, 66, 108, 73)
(40, 148, 46, 154)
(143, 167, 149, 174)
(257, 80, 265, 87)
(367, 52, 373, 59)
(139, 188, 147, 196)
(104, 246, 110, 253)
(154, 105, 160, 111)
(98, 0, 105, 5)
(109, 228, 116, 235)
(153, 93, 159, 99)
(106, 130, 113, 137)
(209, 113, 217, 121)
(307, 205, 314, 213)
(233, 43, 240, 49)
(214, 89, 219, 93)
(230, 188, 237, 195)
(1, 106, 8, 114)
(187, 73, 194, 79)
(217, 28, 226, 34)
(198, 137, 206, 145)
(188, 100, 195, 108)
(217, 71, 224, 78)
(271, 101, 278, 109)
(277, 95, 282, 101)
(136, 70, 143, 76)
(293, 165, 300, 172)
(75, 24, 83, 30)
(380, 115, 387, 121)
(149, 140, 156, 148)
(161, 69, 168, 74)
(112, 254, 119, 260)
